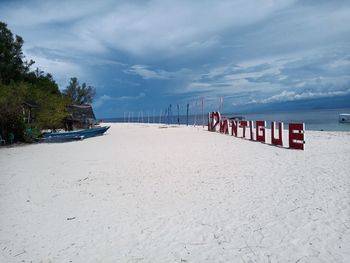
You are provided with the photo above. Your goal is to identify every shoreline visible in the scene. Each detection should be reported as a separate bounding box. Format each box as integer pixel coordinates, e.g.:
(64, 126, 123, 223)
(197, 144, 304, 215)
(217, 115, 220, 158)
(1, 123, 350, 150)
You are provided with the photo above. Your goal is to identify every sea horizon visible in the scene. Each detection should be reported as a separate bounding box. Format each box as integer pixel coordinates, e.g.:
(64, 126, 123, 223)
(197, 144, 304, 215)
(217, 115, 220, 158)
(101, 107, 350, 132)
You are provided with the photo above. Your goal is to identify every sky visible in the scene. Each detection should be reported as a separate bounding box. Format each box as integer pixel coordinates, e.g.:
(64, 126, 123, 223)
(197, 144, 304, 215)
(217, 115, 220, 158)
(1, 0, 350, 118)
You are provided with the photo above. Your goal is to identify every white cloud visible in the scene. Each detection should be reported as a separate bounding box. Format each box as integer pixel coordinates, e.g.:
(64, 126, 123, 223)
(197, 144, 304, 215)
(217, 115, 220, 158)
(94, 92, 146, 108)
(183, 82, 213, 93)
(125, 65, 192, 80)
(0, 0, 297, 56)
(1, 0, 115, 27)
(125, 65, 172, 80)
(174, 48, 350, 107)
(27, 53, 84, 89)
(259, 89, 350, 104)
(87, 0, 296, 56)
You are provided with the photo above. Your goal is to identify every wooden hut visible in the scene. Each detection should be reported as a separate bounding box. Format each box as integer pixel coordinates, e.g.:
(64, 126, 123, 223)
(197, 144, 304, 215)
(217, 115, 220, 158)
(66, 104, 96, 131)
(22, 101, 40, 124)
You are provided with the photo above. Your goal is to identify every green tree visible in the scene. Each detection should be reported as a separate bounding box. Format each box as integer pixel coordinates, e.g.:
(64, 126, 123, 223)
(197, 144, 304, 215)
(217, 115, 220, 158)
(0, 21, 34, 84)
(0, 83, 28, 141)
(63, 77, 96, 104)
(25, 68, 61, 95)
(0, 21, 80, 142)
(35, 93, 70, 130)
(0, 82, 70, 141)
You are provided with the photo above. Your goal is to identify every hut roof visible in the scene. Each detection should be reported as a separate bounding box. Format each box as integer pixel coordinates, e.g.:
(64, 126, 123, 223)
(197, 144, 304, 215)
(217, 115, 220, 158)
(23, 100, 40, 108)
(67, 104, 96, 122)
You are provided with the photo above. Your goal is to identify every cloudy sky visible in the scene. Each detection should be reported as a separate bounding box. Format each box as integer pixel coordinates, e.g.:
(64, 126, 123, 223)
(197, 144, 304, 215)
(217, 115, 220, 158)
(1, 0, 350, 117)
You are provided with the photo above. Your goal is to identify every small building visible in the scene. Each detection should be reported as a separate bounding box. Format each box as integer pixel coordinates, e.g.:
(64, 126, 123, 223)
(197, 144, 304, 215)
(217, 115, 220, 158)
(66, 104, 96, 131)
(23, 101, 40, 124)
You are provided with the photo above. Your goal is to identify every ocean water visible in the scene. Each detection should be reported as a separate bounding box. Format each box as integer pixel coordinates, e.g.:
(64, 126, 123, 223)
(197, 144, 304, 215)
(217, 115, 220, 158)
(103, 108, 350, 132)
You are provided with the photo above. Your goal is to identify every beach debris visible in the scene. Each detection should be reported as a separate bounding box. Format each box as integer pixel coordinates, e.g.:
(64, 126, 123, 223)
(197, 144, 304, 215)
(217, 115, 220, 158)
(67, 217, 76, 220)
(14, 250, 26, 257)
(77, 177, 89, 182)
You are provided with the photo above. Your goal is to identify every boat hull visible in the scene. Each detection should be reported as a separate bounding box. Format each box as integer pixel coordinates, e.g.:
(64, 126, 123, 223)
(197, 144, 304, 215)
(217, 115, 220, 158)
(41, 135, 84, 143)
(42, 126, 110, 141)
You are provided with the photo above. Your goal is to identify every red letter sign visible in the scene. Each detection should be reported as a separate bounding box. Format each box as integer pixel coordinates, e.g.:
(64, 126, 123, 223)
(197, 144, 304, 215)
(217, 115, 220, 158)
(249, 121, 254, 140)
(231, 120, 238, 137)
(208, 112, 211, 131)
(240, 120, 248, 138)
(207, 112, 305, 150)
(289, 123, 305, 150)
(271, 122, 283, 146)
(256, 121, 266, 142)
(220, 119, 229, 134)
(211, 112, 221, 131)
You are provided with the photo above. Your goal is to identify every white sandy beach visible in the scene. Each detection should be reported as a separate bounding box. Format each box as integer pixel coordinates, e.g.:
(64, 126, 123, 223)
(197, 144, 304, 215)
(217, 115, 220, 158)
(0, 123, 350, 262)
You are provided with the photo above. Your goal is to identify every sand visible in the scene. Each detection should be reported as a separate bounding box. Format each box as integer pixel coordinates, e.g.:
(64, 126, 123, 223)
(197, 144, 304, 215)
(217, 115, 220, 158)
(0, 123, 349, 262)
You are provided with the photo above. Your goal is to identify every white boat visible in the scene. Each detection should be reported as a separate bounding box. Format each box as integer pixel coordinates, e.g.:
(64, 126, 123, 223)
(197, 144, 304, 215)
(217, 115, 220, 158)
(339, 113, 350, 123)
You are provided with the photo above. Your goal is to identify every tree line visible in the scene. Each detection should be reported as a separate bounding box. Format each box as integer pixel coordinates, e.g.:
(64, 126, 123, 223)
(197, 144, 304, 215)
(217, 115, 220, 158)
(0, 21, 95, 143)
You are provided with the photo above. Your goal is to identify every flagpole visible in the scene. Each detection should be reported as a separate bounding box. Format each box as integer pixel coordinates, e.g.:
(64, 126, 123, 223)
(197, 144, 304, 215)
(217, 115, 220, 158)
(194, 100, 198, 127)
(202, 98, 204, 128)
